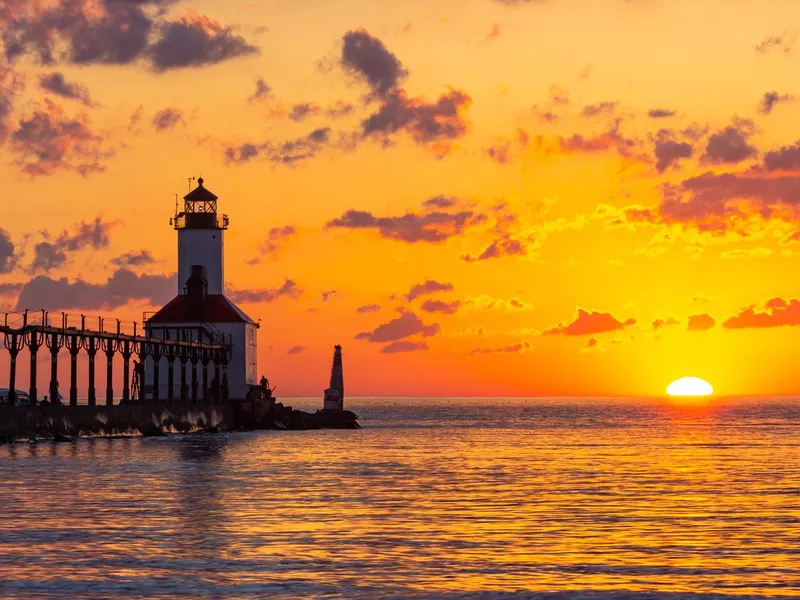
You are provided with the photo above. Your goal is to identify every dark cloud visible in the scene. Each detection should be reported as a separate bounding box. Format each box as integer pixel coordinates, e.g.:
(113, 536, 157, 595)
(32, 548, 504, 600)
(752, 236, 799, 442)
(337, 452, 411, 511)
(38, 72, 94, 106)
(361, 87, 472, 156)
(407, 280, 454, 301)
(30, 217, 116, 273)
(687, 313, 715, 332)
(0, 228, 16, 273)
(701, 120, 758, 165)
(260, 225, 297, 254)
(223, 127, 334, 165)
(322, 290, 338, 302)
(471, 341, 531, 354)
(544, 309, 636, 336)
(326, 197, 485, 243)
(110, 250, 155, 267)
(355, 310, 439, 343)
(152, 107, 183, 131)
(30, 243, 67, 273)
(558, 120, 645, 161)
(420, 299, 461, 314)
(758, 91, 794, 115)
(380, 340, 429, 353)
(422, 195, 458, 209)
(340, 29, 408, 98)
(9, 99, 112, 176)
(287, 345, 306, 354)
(0, 67, 22, 145)
(289, 103, 321, 122)
(763, 141, 800, 171)
(581, 102, 617, 118)
(356, 304, 381, 314)
(648, 109, 676, 119)
(722, 297, 800, 329)
(461, 235, 530, 262)
(148, 13, 258, 71)
(755, 30, 798, 55)
(653, 129, 693, 173)
(3, 2, 257, 72)
(249, 78, 271, 102)
(227, 278, 302, 304)
(14, 268, 173, 311)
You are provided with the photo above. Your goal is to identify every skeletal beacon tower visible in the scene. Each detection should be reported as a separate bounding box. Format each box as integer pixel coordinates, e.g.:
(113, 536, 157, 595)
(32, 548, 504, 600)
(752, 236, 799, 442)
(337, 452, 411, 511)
(144, 178, 259, 400)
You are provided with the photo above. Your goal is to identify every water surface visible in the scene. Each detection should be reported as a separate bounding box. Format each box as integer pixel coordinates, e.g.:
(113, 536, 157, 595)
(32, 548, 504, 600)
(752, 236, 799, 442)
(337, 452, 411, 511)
(1, 397, 798, 598)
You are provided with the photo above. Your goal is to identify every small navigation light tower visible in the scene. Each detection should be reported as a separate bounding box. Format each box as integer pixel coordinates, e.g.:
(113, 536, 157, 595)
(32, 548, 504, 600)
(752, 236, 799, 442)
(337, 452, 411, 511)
(323, 345, 344, 410)
(144, 177, 259, 400)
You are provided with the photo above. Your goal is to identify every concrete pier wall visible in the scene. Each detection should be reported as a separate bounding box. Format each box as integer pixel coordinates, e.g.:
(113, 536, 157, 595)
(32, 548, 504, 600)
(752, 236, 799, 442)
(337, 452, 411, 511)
(0, 405, 235, 439)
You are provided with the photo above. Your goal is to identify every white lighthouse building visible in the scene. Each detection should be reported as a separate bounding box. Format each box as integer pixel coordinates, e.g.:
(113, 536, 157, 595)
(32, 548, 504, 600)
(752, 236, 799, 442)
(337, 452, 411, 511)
(144, 178, 259, 400)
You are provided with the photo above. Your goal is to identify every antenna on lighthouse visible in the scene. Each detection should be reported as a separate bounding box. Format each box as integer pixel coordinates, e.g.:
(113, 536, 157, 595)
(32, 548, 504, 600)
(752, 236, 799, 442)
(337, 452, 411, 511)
(187, 176, 195, 191)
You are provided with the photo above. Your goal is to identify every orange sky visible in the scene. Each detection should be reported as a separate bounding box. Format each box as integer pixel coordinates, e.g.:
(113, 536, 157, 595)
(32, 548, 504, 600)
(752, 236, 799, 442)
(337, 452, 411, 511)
(3, 0, 800, 397)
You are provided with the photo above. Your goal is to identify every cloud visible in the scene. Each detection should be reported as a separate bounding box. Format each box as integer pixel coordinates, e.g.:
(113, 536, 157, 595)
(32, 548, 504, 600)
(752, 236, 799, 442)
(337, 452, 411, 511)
(30, 217, 117, 273)
(260, 225, 297, 255)
(581, 102, 617, 118)
(14, 268, 173, 311)
(687, 313, 715, 332)
(9, 99, 112, 176)
(648, 109, 676, 119)
(420, 299, 461, 314)
(326, 100, 355, 118)
(227, 278, 302, 303)
(355, 311, 439, 343)
(652, 317, 679, 330)
(110, 250, 155, 267)
(758, 91, 794, 115)
(287, 345, 306, 354)
(356, 304, 381, 314)
(722, 297, 800, 329)
(340, 29, 408, 98)
(380, 340, 430, 353)
(700, 119, 758, 165)
(223, 127, 334, 165)
(0, 67, 23, 145)
(422, 195, 458, 209)
(322, 290, 339, 302)
(249, 78, 271, 102)
(471, 341, 532, 354)
(653, 128, 693, 173)
(361, 87, 472, 157)
(755, 30, 798, 55)
(289, 103, 322, 122)
(406, 280, 454, 301)
(326, 201, 485, 243)
(0, 228, 16, 273)
(719, 247, 773, 259)
(461, 235, 532, 262)
(148, 12, 258, 72)
(152, 107, 183, 131)
(763, 141, 800, 171)
(38, 72, 94, 106)
(544, 308, 636, 336)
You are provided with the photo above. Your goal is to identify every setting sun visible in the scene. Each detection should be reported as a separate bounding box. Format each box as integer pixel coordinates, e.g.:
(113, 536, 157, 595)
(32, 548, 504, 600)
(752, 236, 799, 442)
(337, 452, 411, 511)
(666, 377, 714, 397)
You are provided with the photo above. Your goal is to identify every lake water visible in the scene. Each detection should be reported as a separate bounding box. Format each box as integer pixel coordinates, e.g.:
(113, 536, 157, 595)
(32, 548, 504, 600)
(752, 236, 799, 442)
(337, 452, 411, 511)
(1, 397, 799, 599)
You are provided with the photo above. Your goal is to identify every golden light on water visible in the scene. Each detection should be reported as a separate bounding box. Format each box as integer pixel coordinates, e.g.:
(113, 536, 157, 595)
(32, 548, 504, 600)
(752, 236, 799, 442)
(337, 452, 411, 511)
(666, 377, 714, 397)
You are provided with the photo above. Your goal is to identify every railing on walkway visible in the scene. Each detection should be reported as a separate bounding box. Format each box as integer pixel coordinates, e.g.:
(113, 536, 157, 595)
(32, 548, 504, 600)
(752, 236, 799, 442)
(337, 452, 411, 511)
(1, 309, 233, 408)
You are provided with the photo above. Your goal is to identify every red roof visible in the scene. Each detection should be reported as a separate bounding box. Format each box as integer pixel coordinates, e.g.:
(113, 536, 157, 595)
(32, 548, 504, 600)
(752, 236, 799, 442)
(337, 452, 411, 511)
(147, 294, 256, 324)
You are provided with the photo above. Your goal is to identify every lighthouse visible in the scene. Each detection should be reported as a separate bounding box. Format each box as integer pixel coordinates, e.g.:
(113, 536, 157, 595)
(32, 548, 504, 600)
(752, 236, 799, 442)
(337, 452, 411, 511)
(143, 178, 259, 401)
(323, 345, 344, 410)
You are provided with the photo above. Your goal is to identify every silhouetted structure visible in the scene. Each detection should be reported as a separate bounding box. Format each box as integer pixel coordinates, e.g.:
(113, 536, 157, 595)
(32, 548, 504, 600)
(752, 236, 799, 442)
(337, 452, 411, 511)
(323, 345, 344, 411)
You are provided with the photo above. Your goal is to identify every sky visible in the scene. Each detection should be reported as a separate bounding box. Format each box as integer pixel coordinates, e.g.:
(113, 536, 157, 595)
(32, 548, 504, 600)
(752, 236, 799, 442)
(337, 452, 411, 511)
(3, 0, 800, 397)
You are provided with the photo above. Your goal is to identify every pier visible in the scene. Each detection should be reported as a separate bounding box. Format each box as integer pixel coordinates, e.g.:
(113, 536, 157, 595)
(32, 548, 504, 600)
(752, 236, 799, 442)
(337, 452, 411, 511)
(1, 308, 231, 407)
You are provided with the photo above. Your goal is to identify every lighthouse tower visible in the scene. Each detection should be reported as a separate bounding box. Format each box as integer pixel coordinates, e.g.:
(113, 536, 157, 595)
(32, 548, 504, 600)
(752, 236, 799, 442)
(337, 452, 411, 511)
(144, 178, 259, 400)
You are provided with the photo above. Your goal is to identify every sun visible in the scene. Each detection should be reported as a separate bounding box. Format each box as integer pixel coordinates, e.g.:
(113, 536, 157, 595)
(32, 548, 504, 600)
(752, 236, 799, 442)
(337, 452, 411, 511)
(666, 377, 714, 397)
